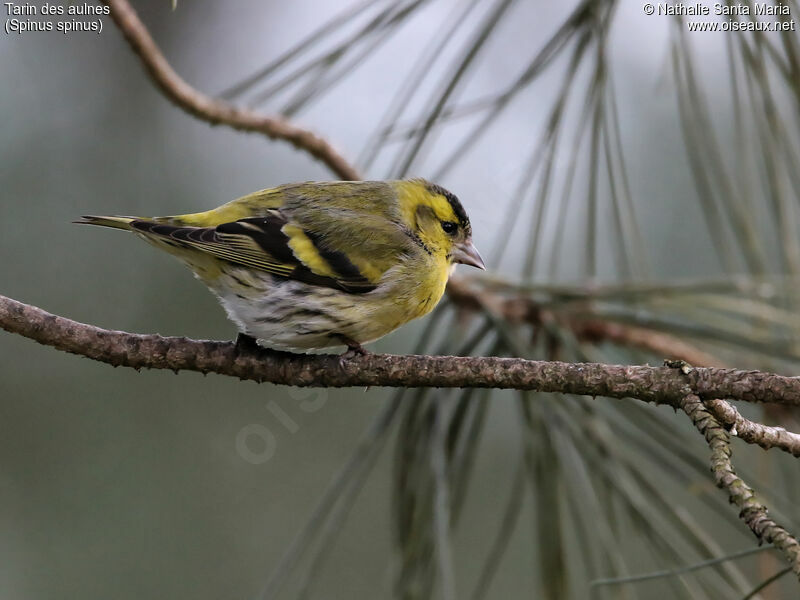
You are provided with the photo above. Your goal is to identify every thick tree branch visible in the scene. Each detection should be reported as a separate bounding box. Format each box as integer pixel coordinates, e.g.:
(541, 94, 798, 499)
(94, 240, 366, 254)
(682, 394, 800, 576)
(102, 0, 361, 181)
(6, 297, 800, 575)
(3, 293, 800, 406)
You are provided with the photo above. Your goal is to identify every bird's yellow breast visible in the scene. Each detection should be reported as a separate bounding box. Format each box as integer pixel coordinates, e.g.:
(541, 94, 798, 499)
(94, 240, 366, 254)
(385, 251, 450, 326)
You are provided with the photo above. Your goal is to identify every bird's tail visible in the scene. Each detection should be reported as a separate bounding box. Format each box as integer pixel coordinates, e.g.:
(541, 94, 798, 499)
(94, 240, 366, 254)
(73, 215, 137, 231)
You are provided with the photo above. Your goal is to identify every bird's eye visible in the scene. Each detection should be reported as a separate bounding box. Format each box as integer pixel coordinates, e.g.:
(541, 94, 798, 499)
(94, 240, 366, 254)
(441, 221, 458, 235)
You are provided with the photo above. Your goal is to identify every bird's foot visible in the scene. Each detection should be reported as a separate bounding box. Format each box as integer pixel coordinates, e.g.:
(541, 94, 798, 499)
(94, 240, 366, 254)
(336, 335, 368, 365)
(235, 333, 260, 354)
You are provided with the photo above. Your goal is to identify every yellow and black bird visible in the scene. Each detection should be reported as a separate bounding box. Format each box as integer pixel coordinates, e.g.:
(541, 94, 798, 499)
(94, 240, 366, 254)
(77, 179, 484, 353)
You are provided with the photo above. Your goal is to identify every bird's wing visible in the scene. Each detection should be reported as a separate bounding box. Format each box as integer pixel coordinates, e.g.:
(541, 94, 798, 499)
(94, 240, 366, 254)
(130, 209, 400, 294)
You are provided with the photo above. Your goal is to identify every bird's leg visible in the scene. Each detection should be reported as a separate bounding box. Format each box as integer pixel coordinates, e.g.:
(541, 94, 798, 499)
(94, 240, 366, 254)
(235, 332, 260, 353)
(336, 334, 368, 359)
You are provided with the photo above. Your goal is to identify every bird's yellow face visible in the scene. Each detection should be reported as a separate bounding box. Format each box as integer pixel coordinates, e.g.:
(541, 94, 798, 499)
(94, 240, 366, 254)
(394, 180, 485, 270)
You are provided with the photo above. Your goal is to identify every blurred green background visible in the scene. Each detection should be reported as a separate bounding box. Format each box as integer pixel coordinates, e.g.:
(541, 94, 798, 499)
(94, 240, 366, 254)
(3, 1, 800, 598)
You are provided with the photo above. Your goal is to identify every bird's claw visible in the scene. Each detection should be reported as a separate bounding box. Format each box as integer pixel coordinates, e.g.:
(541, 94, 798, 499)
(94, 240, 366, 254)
(337, 336, 368, 367)
(235, 333, 260, 354)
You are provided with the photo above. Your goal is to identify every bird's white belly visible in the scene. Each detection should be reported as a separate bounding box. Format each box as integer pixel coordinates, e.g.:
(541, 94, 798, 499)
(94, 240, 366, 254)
(208, 270, 404, 351)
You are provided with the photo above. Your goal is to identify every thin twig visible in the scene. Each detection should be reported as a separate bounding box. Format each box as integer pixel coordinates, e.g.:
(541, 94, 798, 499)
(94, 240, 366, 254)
(681, 394, 800, 577)
(446, 278, 728, 367)
(705, 399, 800, 457)
(102, 0, 360, 180)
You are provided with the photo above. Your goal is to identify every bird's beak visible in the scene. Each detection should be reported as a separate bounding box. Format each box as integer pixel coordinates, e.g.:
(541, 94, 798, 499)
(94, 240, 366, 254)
(452, 240, 485, 270)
